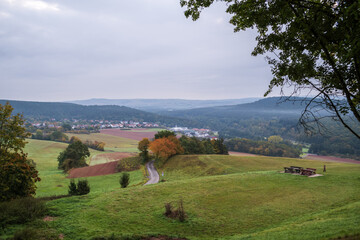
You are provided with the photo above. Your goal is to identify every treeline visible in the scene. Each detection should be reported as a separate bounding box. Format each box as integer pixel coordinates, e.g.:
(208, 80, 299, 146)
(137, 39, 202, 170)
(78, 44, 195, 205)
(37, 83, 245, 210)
(31, 130, 105, 151)
(179, 136, 228, 155)
(225, 137, 302, 158)
(138, 131, 228, 167)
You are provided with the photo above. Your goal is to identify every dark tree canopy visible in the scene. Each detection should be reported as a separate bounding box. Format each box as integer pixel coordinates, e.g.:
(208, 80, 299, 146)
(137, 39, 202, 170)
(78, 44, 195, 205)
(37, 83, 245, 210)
(154, 130, 176, 139)
(57, 140, 90, 172)
(180, 0, 360, 139)
(0, 103, 40, 201)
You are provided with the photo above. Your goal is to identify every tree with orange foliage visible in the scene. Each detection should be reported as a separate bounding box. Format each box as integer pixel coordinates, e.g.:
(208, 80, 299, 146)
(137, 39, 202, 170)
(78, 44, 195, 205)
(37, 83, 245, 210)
(149, 135, 183, 166)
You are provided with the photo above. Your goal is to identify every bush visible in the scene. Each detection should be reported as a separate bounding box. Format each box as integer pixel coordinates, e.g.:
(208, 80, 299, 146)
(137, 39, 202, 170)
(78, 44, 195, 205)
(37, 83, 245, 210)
(13, 227, 59, 240)
(164, 199, 187, 222)
(0, 197, 47, 231)
(77, 179, 90, 195)
(119, 173, 130, 188)
(68, 179, 90, 196)
(116, 157, 142, 172)
(68, 179, 78, 195)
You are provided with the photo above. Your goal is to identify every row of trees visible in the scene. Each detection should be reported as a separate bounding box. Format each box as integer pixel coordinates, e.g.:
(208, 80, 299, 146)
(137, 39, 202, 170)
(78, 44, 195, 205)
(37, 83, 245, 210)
(225, 137, 302, 158)
(138, 130, 228, 167)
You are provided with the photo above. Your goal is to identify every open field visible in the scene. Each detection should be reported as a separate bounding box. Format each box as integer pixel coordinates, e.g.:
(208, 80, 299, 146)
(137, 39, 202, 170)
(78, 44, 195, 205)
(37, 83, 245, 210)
(43, 156, 360, 240)
(66, 132, 139, 152)
(100, 128, 158, 141)
(23, 139, 144, 197)
(8, 140, 360, 239)
(89, 152, 137, 165)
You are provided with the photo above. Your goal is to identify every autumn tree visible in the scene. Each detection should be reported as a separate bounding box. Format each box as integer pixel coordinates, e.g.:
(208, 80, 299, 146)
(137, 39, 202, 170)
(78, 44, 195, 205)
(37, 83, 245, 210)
(268, 135, 283, 144)
(180, 0, 360, 139)
(0, 103, 40, 201)
(57, 141, 90, 172)
(149, 135, 184, 166)
(138, 138, 150, 163)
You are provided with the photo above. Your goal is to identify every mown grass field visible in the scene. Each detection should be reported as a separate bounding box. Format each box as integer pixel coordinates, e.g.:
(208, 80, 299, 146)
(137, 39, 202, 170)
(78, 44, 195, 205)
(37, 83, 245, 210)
(9, 139, 360, 240)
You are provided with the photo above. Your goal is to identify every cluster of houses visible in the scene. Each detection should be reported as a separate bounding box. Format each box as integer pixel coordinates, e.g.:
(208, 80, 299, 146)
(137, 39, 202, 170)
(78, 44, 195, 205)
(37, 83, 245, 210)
(170, 126, 218, 139)
(30, 119, 159, 130)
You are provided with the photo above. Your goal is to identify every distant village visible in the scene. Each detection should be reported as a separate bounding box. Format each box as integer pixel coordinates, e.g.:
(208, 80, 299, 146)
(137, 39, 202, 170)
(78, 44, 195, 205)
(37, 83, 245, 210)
(170, 126, 218, 139)
(28, 120, 218, 139)
(29, 119, 159, 130)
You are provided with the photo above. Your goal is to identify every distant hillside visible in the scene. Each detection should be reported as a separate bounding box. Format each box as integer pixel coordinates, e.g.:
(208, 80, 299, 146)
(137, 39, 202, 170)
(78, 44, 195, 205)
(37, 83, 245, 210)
(0, 99, 193, 126)
(161, 97, 313, 119)
(67, 98, 261, 112)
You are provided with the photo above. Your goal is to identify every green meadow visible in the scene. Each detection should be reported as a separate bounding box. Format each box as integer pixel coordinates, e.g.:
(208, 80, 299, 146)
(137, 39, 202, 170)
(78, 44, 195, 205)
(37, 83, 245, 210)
(24, 138, 143, 197)
(65, 133, 139, 152)
(4, 138, 360, 240)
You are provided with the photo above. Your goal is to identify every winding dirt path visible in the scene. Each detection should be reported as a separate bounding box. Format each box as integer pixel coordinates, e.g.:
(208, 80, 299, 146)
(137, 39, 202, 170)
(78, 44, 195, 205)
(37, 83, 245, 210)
(144, 161, 159, 185)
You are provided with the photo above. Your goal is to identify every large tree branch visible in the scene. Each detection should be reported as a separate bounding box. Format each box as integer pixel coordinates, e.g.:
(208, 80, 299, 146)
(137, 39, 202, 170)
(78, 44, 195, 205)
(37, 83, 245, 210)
(306, 80, 360, 139)
(288, 1, 360, 124)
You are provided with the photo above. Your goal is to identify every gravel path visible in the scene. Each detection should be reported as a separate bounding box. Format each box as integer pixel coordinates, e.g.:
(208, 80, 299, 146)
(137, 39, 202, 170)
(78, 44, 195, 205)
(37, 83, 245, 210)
(144, 160, 159, 185)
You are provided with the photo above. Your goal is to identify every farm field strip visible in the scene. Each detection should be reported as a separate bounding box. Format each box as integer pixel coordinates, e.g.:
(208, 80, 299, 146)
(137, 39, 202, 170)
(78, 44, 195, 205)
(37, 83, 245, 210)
(100, 128, 158, 141)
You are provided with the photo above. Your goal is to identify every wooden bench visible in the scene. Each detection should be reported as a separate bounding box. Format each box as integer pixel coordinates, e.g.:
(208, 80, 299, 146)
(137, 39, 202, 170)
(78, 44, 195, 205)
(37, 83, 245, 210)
(301, 168, 316, 176)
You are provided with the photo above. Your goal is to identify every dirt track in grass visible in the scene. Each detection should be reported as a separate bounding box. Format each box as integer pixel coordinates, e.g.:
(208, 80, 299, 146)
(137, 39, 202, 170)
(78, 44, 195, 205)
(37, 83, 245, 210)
(90, 152, 136, 165)
(304, 154, 360, 164)
(100, 129, 157, 141)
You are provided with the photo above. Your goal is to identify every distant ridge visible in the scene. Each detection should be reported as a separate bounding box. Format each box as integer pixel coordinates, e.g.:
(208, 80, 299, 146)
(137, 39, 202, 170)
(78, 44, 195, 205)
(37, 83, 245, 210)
(0, 99, 193, 126)
(160, 97, 316, 119)
(66, 98, 261, 112)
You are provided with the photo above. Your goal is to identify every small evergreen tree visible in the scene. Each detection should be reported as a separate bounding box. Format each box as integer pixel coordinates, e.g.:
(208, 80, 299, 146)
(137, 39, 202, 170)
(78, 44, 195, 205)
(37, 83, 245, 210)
(68, 179, 90, 195)
(119, 173, 130, 188)
(68, 179, 78, 195)
(77, 180, 90, 195)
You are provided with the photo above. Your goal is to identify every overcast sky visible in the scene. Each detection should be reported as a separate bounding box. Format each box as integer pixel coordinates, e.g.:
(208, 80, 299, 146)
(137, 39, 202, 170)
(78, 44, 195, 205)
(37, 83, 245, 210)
(0, 0, 277, 101)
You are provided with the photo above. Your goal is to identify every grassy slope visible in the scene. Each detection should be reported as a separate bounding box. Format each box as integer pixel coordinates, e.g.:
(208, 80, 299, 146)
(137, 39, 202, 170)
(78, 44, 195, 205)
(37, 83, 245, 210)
(24, 139, 144, 197)
(65, 133, 139, 152)
(43, 155, 360, 240)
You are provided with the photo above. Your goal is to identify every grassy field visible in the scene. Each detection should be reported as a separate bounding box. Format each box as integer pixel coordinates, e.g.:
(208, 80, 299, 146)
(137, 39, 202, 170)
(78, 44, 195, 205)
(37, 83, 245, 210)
(8, 140, 360, 239)
(66, 133, 139, 152)
(43, 156, 360, 240)
(24, 139, 144, 197)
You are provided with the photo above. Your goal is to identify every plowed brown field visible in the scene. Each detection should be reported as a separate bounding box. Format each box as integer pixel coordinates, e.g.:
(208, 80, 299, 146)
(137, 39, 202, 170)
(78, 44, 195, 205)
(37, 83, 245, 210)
(68, 161, 118, 178)
(100, 129, 157, 141)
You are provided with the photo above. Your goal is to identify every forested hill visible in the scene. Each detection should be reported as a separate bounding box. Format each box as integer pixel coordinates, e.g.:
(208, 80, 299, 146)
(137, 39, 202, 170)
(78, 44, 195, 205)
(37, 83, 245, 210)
(0, 99, 193, 125)
(68, 98, 261, 112)
(161, 97, 313, 119)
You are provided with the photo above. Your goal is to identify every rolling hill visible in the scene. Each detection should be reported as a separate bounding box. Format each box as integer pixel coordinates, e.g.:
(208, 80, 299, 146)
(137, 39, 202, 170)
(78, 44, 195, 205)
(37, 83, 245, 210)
(0, 99, 194, 126)
(67, 98, 261, 112)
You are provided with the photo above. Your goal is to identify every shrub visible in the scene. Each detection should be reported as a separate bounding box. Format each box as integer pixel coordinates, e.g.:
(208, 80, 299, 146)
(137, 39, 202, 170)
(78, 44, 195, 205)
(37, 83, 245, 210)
(164, 199, 187, 222)
(68, 179, 90, 196)
(119, 173, 130, 188)
(68, 179, 78, 195)
(116, 157, 142, 172)
(77, 179, 90, 195)
(0, 197, 47, 231)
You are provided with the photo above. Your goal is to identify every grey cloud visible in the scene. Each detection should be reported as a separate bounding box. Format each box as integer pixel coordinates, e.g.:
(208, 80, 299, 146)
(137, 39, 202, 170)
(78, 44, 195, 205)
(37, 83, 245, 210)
(0, 0, 274, 101)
